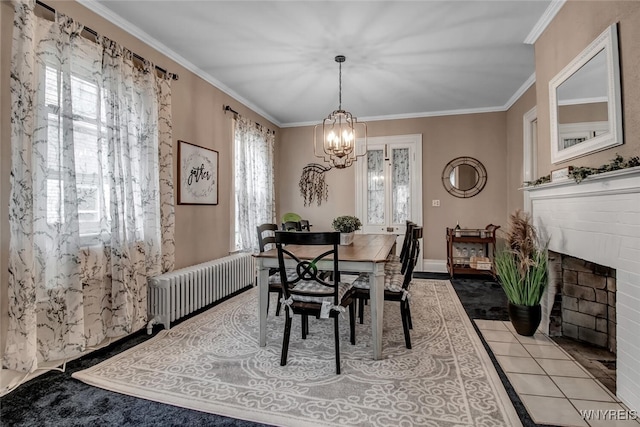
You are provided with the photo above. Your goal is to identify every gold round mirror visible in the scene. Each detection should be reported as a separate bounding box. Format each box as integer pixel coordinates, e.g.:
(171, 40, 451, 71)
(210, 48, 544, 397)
(442, 157, 487, 198)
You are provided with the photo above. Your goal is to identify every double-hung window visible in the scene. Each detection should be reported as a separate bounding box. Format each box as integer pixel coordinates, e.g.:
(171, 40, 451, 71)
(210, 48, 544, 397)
(43, 63, 109, 240)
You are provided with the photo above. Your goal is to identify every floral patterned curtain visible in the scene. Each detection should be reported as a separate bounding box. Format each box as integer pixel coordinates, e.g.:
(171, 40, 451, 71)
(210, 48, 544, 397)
(5, 0, 175, 372)
(234, 116, 275, 252)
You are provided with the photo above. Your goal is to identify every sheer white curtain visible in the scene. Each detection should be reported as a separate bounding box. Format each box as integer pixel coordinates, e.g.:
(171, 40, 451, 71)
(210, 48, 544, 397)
(234, 116, 276, 252)
(6, 1, 175, 372)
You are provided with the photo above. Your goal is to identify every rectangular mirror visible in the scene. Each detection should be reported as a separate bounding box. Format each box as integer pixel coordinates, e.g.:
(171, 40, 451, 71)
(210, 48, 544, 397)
(549, 23, 623, 164)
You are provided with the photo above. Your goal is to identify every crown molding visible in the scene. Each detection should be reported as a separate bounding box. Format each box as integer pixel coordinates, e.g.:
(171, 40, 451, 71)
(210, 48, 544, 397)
(524, 0, 566, 44)
(503, 72, 536, 111)
(76, 0, 282, 127)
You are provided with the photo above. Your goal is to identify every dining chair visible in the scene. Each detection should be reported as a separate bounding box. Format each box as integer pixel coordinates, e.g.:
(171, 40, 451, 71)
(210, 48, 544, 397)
(352, 226, 422, 349)
(385, 220, 416, 275)
(281, 212, 302, 223)
(274, 231, 356, 374)
(257, 223, 296, 316)
(282, 220, 302, 231)
(300, 219, 312, 231)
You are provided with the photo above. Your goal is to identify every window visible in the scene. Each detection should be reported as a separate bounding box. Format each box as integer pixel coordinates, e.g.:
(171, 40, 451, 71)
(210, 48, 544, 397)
(233, 118, 275, 252)
(42, 63, 109, 239)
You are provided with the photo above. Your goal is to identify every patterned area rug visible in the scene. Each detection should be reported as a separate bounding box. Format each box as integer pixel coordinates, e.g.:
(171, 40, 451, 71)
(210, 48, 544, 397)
(73, 279, 521, 427)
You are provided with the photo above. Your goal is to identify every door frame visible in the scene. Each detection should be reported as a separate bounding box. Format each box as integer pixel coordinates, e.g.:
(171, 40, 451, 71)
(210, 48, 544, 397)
(355, 134, 423, 270)
(523, 106, 537, 214)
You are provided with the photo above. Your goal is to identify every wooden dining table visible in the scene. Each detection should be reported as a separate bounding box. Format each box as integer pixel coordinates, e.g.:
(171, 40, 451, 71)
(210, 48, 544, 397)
(255, 233, 397, 360)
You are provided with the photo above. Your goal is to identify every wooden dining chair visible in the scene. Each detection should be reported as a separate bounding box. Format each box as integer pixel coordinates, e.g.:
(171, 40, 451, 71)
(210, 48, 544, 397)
(282, 220, 303, 231)
(274, 231, 356, 374)
(385, 220, 416, 275)
(352, 226, 422, 349)
(257, 223, 295, 316)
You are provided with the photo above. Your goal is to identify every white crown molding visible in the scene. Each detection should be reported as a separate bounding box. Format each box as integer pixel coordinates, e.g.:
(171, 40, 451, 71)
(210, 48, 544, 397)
(524, 0, 566, 45)
(503, 72, 536, 111)
(76, 0, 282, 127)
(281, 105, 508, 128)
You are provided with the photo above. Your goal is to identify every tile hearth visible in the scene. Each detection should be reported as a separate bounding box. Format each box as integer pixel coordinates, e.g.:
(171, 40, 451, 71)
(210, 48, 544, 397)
(475, 320, 639, 427)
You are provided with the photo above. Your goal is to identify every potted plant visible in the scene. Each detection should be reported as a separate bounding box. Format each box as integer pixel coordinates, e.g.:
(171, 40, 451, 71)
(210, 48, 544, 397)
(494, 209, 549, 336)
(331, 215, 362, 245)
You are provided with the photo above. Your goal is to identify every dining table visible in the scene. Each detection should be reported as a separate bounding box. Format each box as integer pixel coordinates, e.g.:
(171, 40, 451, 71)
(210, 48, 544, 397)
(255, 233, 397, 360)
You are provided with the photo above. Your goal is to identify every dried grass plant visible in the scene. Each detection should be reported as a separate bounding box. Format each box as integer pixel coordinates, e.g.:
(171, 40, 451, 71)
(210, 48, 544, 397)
(495, 209, 549, 306)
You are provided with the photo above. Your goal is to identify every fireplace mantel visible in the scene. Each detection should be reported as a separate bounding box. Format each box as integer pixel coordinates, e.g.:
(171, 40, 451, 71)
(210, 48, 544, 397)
(524, 165, 640, 410)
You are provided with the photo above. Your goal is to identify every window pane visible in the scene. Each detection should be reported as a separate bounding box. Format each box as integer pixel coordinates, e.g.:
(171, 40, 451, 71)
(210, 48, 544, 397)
(392, 148, 410, 224)
(367, 150, 384, 225)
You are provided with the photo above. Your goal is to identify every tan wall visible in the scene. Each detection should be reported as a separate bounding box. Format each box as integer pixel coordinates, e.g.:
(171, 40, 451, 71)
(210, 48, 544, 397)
(0, 1, 279, 361)
(558, 102, 608, 124)
(535, 1, 640, 174)
(505, 85, 537, 217)
(278, 113, 509, 262)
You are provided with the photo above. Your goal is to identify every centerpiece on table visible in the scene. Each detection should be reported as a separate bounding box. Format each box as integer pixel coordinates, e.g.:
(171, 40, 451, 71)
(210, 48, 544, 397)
(331, 215, 362, 245)
(494, 209, 549, 336)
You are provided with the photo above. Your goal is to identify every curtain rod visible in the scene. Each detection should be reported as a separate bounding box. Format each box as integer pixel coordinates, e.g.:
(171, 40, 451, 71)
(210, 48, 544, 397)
(35, 0, 179, 81)
(224, 105, 275, 135)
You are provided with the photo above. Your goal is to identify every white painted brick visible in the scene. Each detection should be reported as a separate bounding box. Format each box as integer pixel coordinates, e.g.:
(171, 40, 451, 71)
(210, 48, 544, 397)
(526, 168, 640, 411)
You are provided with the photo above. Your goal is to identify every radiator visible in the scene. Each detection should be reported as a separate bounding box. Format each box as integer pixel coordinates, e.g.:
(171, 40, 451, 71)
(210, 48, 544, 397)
(147, 253, 254, 333)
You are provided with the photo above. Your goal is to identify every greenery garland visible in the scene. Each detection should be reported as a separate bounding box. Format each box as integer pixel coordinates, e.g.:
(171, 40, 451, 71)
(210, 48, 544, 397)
(569, 154, 640, 183)
(299, 163, 331, 206)
(524, 154, 640, 187)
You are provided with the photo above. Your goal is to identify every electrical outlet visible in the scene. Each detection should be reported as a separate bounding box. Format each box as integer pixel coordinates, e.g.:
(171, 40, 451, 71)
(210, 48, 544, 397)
(432, 199, 440, 207)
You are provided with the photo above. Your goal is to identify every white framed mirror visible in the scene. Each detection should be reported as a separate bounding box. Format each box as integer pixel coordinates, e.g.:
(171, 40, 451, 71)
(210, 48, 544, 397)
(549, 23, 623, 164)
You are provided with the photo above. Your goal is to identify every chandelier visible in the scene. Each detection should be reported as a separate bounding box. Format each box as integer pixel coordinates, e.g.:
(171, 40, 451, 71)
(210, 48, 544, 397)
(314, 55, 367, 169)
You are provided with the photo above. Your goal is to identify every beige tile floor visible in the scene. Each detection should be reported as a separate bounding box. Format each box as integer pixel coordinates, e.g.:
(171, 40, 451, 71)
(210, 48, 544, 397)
(475, 320, 640, 427)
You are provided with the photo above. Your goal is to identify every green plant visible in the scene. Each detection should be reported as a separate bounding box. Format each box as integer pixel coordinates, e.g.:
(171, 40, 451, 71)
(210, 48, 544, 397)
(331, 215, 362, 233)
(495, 210, 548, 306)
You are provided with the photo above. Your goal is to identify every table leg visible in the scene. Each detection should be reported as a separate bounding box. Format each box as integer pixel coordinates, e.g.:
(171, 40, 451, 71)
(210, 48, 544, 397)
(370, 263, 385, 360)
(258, 262, 269, 347)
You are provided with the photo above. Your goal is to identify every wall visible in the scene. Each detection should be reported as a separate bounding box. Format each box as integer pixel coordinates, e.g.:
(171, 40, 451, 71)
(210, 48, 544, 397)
(535, 1, 640, 176)
(278, 113, 509, 263)
(0, 1, 278, 363)
(505, 84, 536, 217)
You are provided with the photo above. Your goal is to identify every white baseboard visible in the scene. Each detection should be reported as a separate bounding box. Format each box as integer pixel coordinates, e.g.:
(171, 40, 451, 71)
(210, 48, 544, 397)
(421, 259, 448, 273)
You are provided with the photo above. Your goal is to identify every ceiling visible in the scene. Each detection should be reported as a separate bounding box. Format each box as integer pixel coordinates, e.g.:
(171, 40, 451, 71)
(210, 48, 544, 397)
(81, 1, 559, 127)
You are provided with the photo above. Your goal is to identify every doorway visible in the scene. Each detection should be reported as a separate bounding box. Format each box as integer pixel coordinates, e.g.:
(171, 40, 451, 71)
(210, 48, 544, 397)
(355, 134, 423, 269)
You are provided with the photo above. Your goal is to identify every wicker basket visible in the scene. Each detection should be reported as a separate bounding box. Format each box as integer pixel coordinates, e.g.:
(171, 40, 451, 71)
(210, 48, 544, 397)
(470, 256, 492, 270)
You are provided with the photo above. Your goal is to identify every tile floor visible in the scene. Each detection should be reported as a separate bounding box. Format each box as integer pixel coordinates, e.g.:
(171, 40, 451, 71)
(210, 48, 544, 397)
(475, 319, 640, 427)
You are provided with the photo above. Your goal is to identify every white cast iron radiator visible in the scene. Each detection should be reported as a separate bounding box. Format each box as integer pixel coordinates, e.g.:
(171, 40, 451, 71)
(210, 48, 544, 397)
(147, 253, 254, 333)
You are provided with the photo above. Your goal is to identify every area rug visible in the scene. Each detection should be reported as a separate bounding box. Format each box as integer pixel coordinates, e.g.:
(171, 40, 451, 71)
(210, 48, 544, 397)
(73, 279, 521, 427)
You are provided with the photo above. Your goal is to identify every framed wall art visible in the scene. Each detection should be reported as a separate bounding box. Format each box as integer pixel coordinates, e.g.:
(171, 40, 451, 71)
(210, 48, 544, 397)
(178, 140, 218, 205)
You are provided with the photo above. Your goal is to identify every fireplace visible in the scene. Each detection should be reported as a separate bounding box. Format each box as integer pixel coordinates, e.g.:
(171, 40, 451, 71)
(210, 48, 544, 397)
(546, 252, 616, 353)
(525, 166, 640, 411)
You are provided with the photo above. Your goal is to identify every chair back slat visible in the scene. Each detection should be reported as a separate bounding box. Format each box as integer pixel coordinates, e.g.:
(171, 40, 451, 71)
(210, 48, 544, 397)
(257, 223, 278, 252)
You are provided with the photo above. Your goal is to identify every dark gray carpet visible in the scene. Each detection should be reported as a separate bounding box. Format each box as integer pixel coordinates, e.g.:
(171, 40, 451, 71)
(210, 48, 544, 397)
(0, 276, 553, 427)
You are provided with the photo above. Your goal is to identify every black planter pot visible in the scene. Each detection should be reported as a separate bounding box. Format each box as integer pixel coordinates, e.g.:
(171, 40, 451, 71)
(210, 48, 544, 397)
(508, 302, 542, 336)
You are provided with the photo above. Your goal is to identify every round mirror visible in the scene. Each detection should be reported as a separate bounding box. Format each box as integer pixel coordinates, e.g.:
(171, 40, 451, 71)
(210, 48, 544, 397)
(442, 157, 487, 198)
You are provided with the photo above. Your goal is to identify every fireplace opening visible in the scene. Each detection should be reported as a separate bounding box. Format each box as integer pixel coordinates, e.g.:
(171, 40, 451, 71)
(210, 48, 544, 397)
(546, 251, 617, 393)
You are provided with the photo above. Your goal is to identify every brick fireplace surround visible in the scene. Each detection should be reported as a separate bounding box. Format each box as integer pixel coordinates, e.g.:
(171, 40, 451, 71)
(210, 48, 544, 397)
(547, 252, 616, 353)
(524, 166, 640, 412)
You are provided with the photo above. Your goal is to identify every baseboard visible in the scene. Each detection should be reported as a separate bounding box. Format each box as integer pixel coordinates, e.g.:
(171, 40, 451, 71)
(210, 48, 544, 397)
(420, 259, 447, 274)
